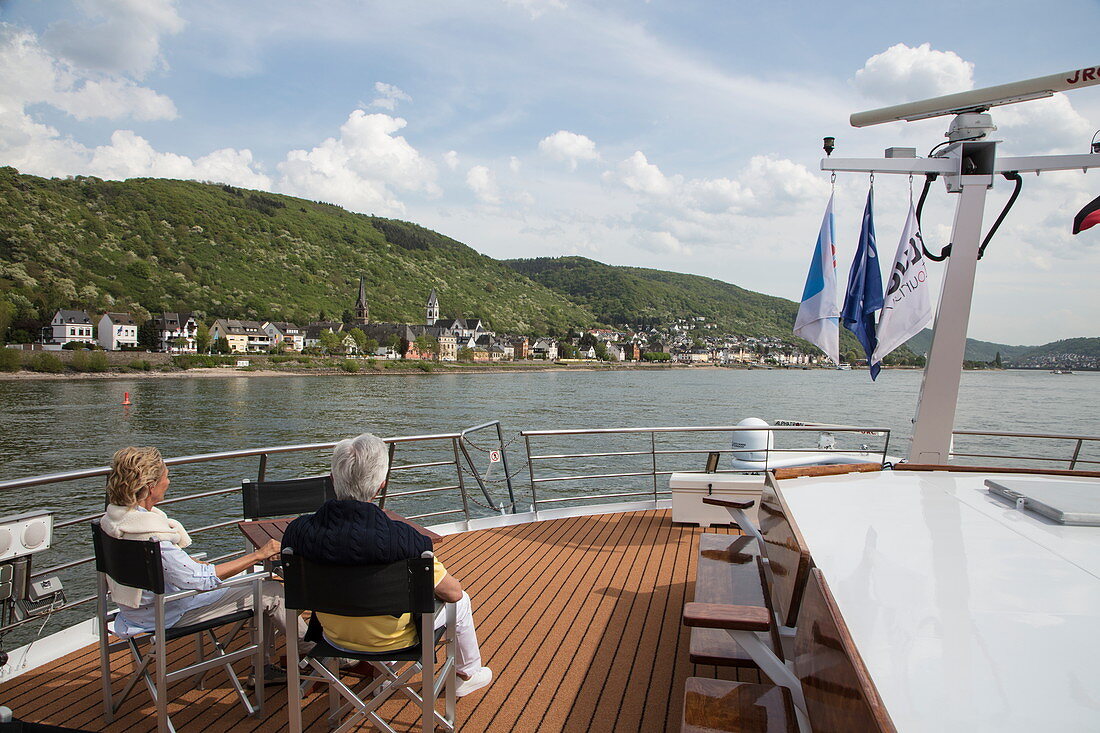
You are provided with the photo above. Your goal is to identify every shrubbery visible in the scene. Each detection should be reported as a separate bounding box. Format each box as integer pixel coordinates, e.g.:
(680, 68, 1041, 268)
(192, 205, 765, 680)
(30, 353, 63, 373)
(172, 354, 234, 369)
(72, 350, 108, 372)
(129, 359, 152, 371)
(341, 359, 360, 373)
(642, 352, 672, 362)
(0, 349, 21, 372)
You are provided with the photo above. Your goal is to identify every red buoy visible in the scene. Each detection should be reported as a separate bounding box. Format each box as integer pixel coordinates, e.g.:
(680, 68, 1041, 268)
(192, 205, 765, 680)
(122, 392, 132, 406)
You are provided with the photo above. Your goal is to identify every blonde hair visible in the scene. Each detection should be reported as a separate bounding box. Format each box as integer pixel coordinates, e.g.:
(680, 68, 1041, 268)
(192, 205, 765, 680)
(106, 447, 165, 507)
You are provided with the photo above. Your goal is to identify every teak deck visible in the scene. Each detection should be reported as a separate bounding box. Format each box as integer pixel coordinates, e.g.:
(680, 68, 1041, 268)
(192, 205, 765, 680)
(0, 510, 758, 732)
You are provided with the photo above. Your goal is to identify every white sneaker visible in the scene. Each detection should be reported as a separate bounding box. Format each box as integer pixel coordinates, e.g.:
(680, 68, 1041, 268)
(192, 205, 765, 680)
(455, 667, 492, 697)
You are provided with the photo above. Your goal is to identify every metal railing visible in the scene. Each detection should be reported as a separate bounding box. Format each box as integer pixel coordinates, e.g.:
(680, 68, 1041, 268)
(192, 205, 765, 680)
(949, 429, 1100, 470)
(521, 423, 892, 510)
(0, 424, 517, 638)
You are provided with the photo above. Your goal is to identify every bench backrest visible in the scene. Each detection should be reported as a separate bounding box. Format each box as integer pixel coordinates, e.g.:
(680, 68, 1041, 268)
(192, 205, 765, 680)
(792, 568, 896, 733)
(757, 475, 812, 628)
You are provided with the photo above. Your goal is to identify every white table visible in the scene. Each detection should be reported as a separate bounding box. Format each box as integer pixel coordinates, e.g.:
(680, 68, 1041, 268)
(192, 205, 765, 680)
(777, 469, 1100, 732)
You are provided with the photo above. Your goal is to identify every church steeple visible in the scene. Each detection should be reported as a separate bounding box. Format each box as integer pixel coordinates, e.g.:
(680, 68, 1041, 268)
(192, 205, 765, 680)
(355, 276, 369, 325)
(426, 288, 439, 325)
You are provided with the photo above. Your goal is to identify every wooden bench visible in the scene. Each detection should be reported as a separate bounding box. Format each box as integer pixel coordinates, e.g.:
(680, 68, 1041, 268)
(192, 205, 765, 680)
(683, 568, 896, 733)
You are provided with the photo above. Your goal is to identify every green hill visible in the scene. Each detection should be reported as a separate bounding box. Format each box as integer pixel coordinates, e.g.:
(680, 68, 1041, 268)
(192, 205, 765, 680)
(1011, 338, 1100, 369)
(0, 168, 595, 334)
(905, 329, 1032, 362)
(505, 256, 802, 337)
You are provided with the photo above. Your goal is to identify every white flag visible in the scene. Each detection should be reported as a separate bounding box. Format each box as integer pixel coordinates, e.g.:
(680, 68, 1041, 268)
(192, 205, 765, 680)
(794, 194, 840, 364)
(873, 203, 932, 363)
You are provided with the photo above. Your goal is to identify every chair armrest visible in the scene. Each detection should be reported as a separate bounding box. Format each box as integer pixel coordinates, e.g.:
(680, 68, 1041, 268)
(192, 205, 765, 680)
(701, 497, 756, 510)
(683, 602, 771, 631)
(162, 570, 271, 603)
(188, 552, 208, 561)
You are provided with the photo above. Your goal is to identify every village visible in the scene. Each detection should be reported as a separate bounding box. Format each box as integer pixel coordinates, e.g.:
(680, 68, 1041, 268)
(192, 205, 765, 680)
(15, 278, 826, 368)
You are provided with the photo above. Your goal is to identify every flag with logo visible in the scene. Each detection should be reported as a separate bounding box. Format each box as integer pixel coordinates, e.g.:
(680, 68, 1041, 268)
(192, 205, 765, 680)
(793, 194, 840, 364)
(1073, 193, 1100, 234)
(873, 202, 932, 363)
(842, 187, 883, 380)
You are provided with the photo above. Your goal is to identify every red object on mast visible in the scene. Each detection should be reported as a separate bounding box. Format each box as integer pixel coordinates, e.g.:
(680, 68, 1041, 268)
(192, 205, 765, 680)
(1073, 194, 1100, 234)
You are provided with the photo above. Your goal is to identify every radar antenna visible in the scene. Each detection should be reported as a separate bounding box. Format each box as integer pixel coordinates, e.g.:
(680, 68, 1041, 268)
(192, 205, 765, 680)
(822, 65, 1100, 463)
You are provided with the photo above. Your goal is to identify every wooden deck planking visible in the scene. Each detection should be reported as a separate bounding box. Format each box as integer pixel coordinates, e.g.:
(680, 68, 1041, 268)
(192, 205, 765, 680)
(0, 510, 742, 732)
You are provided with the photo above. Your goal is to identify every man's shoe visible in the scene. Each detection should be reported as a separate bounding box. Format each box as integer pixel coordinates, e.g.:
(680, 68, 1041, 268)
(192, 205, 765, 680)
(455, 667, 492, 697)
(245, 664, 288, 688)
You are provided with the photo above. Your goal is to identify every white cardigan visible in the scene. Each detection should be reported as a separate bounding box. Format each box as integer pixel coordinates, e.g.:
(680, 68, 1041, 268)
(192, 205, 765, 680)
(100, 505, 193, 608)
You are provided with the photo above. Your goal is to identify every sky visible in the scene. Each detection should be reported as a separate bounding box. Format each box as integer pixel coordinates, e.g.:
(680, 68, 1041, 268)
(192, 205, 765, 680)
(1, 0, 1098, 346)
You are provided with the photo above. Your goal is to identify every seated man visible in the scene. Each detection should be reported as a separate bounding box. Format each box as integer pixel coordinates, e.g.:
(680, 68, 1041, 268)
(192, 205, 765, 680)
(282, 433, 492, 697)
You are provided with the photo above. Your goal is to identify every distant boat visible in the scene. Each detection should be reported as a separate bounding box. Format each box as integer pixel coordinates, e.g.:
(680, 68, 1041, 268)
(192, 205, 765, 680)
(837, 363, 852, 370)
(1050, 369, 1074, 374)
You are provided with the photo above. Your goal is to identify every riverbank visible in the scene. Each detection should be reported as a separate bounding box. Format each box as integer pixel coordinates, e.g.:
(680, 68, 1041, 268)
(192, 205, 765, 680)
(0, 359, 762, 381)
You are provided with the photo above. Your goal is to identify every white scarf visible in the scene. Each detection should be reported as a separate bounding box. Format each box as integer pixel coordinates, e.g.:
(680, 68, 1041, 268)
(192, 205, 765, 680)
(100, 505, 193, 608)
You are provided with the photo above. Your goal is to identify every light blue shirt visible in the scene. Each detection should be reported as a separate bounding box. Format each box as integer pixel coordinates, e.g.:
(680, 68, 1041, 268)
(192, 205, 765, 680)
(112, 538, 226, 637)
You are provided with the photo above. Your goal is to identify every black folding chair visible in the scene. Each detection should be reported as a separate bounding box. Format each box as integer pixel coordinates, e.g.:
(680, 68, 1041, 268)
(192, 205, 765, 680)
(281, 548, 457, 733)
(91, 521, 268, 733)
(241, 475, 336, 520)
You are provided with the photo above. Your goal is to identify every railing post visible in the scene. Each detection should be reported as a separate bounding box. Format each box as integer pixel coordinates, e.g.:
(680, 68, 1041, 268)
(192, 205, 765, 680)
(494, 422, 517, 512)
(650, 432, 658, 503)
(1069, 439, 1083, 470)
(524, 434, 538, 513)
(451, 438, 471, 523)
(257, 453, 268, 482)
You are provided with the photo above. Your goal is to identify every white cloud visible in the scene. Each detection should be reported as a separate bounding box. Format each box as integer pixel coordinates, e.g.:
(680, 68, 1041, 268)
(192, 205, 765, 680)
(87, 130, 271, 188)
(503, 0, 567, 19)
(509, 156, 522, 173)
(41, 0, 185, 78)
(370, 81, 412, 111)
(854, 43, 973, 104)
(613, 151, 676, 196)
(633, 230, 689, 255)
(443, 150, 459, 170)
(277, 110, 439, 216)
(995, 93, 1093, 154)
(54, 78, 178, 121)
(466, 165, 500, 204)
(538, 130, 599, 171)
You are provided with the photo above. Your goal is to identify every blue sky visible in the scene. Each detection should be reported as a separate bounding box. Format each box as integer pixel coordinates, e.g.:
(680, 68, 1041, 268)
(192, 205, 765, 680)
(2, 0, 1098, 345)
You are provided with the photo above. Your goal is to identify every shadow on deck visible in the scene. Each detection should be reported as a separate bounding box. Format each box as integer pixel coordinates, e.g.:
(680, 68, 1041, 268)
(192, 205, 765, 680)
(0, 510, 758, 731)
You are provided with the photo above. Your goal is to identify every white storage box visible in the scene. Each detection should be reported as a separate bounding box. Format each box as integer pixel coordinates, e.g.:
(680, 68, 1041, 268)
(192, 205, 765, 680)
(669, 472, 763, 528)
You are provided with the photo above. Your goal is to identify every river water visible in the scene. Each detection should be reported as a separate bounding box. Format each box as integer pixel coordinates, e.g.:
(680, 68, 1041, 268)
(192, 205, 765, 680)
(0, 368, 1096, 645)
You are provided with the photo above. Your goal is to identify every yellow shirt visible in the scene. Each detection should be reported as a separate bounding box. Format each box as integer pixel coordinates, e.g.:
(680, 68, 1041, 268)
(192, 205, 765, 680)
(318, 559, 448, 652)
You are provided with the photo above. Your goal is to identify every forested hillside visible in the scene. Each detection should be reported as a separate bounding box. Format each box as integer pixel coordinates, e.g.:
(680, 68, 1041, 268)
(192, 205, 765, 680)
(0, 168, 595, 334)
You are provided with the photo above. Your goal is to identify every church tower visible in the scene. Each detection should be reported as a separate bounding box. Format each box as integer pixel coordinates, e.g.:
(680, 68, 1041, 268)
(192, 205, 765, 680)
(426, 288, 440, 326)
(354, 276, 369, 325)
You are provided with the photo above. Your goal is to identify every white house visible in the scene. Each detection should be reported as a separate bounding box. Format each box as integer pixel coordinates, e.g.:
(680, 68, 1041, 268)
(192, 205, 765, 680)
(97, 313, 138, 350)
(210, 319, 270, 353)
(43, 310, 94, 346)
(530, 338, 558, 360)
(153, 312, 198, 353)
(263, 322, 305, 352)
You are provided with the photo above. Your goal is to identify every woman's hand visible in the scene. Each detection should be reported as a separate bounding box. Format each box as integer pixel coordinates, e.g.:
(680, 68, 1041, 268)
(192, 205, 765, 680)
(256, 539, 281, 560)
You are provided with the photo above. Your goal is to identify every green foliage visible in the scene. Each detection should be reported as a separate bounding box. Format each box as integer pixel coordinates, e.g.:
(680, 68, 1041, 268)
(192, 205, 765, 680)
(172, 354, 234, 369)
(30, 353, 63, 373)
(417, 362, 433, 372)
(318, 329, 342, 355)
(195, 322, 211, 354)
(72, 350, 108, 372)
(62, 341, 90, 350)
(643, 352, 671, 362)
(129, 359, 153, 371)
(457, 347, 474, 363)
(340, 359, 360, 373)
(0, 348, 21, 371)
(0, 170, 593, 333)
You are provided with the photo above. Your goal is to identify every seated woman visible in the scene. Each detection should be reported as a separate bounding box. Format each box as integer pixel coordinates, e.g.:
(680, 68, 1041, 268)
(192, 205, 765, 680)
(100, 446, 304, 679)
(282, 433, 492, 697)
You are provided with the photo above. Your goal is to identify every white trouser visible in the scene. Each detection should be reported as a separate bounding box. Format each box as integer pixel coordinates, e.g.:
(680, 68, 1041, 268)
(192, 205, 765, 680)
(435, 591, 482, 677)
(172, 580, 307, 658)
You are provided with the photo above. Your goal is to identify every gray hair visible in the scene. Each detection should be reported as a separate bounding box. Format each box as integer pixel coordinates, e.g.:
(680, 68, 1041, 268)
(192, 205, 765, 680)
(331, 433, 389, 502)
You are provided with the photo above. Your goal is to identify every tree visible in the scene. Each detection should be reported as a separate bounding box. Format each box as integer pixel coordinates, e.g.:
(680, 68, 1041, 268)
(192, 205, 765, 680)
(318, 329, 342, 355)
(993, 351, 1003, 369)
(558, 342, 577, 359)
(414, 334, 439, 360)
(341, 309, 355, 325)
(457, 347, 474, 362)
(579, 332, 598, 349)
(348, 328, 369, 353)
(594, 342, 609, 361)
(0, 299, 14, 343)
(212, 336, 231, 354)
(137, 319, 159, 350)
(195, 322, 211, 354)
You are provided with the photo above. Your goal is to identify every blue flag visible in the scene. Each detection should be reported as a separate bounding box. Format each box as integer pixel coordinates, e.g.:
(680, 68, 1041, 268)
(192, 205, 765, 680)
(842, 188, 884, 380)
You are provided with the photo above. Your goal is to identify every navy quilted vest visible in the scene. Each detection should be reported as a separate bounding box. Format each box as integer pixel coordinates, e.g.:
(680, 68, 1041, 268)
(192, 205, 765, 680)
(281, 499, 432, 564)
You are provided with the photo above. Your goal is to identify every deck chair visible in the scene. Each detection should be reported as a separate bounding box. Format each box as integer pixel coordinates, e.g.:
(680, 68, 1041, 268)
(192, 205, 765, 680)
(281, 548, 457, 733)
(91, 521, 268, 733)
(683, 568, 896, 732)
(241, 474, 336, 520)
